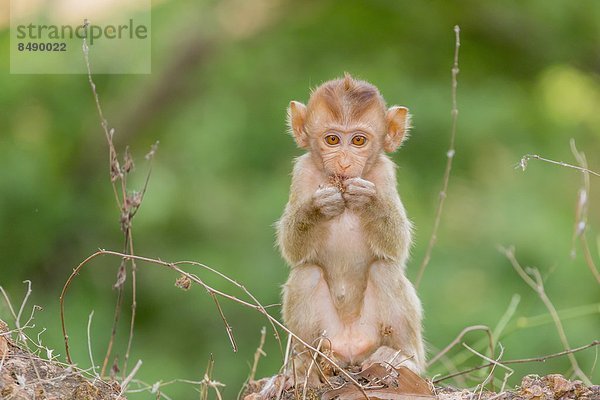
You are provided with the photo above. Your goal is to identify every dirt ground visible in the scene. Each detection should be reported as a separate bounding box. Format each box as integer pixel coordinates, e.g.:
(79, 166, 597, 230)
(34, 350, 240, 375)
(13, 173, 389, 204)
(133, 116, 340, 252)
(1, 321, 597, 400)
(0, 324, 123, 400)
(242, 365, 599, 400)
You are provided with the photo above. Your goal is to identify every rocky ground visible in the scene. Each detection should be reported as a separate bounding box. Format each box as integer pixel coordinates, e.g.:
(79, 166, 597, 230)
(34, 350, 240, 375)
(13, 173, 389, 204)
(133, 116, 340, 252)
(1, 319, 597, 400)
(0, 322, 123, 400)
(243, 363, 599, 400)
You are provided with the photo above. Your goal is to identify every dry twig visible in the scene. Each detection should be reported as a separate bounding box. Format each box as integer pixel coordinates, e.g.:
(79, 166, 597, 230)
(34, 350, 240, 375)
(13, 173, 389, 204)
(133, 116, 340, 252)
(60, 250, 370, 398)
(302, 336, 325, 400)
(120, 359, 143, 395)
(463, 343, 513, 393)
(81, 21, 161, 379)
(427, 325, 494, 369)
(86, 311, 98, 378)
(434, 339, 599, 383)
(415, 25, 461, 288)
(518, 153, 600, 178)
(500, 246, 593, 385)
(249, 327, 267, 383)
(569, 140, 600, 284)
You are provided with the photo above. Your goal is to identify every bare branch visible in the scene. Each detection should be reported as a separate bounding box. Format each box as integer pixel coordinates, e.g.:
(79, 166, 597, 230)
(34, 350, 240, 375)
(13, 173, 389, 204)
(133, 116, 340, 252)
(427, 324, 493, 368)
(492, 294, 520, 347)
(518, 153, 600, 178)
(86, 311, 98, 378)
(569, 140, 600, 284)
(416, 25, 461, 288)
(120, 359, 143, 395)
(209, 289, 238, 352)
(463, 343, 512, 393)
(434, 340, 599, 383)
(501, 246, 593, 385)
(60, 250, 369, 397)
(302, 336, 325, 400)
(248, 327, 267, 383)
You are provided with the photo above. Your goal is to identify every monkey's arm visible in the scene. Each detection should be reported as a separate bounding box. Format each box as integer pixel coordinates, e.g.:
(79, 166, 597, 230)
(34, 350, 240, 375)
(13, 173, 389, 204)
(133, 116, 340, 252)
(277, 197, 320, 265)
(277, 180, 344, 265)
(364, 191, 412, 263)
(343, 177, 412, 264)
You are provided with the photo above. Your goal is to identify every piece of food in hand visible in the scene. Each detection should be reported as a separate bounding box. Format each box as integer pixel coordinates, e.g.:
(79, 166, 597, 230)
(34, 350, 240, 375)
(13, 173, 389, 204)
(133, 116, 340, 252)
(328, 173, 346, 193)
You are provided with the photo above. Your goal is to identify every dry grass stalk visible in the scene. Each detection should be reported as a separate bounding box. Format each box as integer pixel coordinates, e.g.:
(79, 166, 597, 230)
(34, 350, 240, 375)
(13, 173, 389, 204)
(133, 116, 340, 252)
(519, 141, 600, 284)
(80, 20, 159, 378)
(433, 339, 599, 384)
(60, 249, 370, 398)
(199, 354, 225, 400)
(500, 246, 593, 386)
(569, 140, 600, 284)
(415, 25, 461, 288)
(87, 311, 99, 378)
(518, 153, 600, 178)
(173, 259, 283, 355)
(248, 326, 267, 383)
(427, 325, 494, 369)
(463, 343, 513, 394)
(302, 336, 325, 400)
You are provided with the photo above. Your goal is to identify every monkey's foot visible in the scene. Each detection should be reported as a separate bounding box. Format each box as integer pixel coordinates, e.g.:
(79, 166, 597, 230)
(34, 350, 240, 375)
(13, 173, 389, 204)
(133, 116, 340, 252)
(245, 371, 321, 400)
(360, 345, 420, 374)
(244, 374, 287, 400)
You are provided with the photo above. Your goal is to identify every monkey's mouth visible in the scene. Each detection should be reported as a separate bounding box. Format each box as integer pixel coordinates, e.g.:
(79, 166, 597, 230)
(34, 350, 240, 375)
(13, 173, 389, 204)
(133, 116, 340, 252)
(328, 173, 348, 191)
(332, 173, 349, 181)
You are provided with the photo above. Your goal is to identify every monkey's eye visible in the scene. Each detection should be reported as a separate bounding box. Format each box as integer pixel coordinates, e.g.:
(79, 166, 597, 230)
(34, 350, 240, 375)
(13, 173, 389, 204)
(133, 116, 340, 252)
(325, 135, 340, 146)
(351, 135, 367, 146)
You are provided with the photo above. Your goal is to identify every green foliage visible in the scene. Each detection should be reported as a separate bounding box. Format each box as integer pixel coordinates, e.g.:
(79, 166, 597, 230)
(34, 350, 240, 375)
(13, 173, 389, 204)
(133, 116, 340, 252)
(0, 1, 599, 397)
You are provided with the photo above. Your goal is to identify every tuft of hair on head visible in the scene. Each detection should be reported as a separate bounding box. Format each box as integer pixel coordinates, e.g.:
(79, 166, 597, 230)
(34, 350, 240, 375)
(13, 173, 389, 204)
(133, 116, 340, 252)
(309, 73, 386, 123)
(343, 72, 354, 91)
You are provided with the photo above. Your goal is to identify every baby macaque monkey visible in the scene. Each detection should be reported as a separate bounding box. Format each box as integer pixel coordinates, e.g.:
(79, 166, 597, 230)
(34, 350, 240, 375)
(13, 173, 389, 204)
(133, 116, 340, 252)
(277, 74, 424, 386)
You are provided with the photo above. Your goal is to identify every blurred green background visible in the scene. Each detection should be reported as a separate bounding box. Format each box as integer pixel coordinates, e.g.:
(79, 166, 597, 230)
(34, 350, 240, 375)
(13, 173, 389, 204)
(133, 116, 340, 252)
(1, 0, 599, 398)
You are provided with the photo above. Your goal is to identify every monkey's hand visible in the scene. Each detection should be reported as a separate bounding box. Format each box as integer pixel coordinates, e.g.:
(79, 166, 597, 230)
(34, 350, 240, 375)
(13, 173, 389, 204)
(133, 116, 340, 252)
(342, 177, 376, 210)
(313, 186, 345, 218)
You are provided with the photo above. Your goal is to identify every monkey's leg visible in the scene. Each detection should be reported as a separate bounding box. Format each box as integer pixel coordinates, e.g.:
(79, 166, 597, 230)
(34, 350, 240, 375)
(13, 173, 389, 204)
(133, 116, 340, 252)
(360, 260, 425, 373)
(282, 264, 343, 385)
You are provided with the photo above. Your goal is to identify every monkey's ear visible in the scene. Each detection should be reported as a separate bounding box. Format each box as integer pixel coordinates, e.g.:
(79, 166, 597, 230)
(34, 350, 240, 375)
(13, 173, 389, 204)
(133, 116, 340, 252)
(287, 101, 309, 149)
(384, 106, 411, 152)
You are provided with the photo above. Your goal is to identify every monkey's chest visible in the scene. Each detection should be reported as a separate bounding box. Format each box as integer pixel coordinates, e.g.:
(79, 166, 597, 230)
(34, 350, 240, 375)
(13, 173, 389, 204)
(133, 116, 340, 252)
(321, 211, 373, 316)
(322, 211, 372, 268)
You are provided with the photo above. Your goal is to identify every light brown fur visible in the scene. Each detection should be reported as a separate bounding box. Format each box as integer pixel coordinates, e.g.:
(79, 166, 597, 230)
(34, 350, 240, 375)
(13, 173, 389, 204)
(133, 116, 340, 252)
(277, 74, 424, 387)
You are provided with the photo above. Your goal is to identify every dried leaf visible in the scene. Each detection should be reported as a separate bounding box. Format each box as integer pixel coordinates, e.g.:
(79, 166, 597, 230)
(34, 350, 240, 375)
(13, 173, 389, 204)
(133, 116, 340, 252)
(145, 141, 159, 160)
(110, 146, 121, 182)
(175, 274, 191, 291)
(122, 146, 134, 174)
(322, 368, 434, 400)
(113, 262, 127, 289)
(394, 366, 433, 395)
(358, 363, 391, 381)
(121, 191, 141, 210)
(110, 356, 120, 379)
(322, 383, 434, 400)
(545, 374, 574, 395)
(0, 335, 8, 358)
(322, 382, 356, 400)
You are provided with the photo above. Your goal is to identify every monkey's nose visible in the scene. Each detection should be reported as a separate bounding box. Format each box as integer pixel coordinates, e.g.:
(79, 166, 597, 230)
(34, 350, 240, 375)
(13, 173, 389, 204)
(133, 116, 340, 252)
(338, 162, 350, 171)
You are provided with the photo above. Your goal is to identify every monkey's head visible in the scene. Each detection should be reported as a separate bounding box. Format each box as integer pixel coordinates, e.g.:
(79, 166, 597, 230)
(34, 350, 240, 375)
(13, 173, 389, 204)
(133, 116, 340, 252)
(287, 73, 410, 179)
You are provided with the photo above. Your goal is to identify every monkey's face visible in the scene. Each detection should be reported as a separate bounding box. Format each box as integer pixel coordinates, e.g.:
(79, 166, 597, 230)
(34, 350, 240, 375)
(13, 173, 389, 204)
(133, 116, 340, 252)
(317, 131, 371, 179)
(287, 74, 411, 178)
(310, 114, 383, 179)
